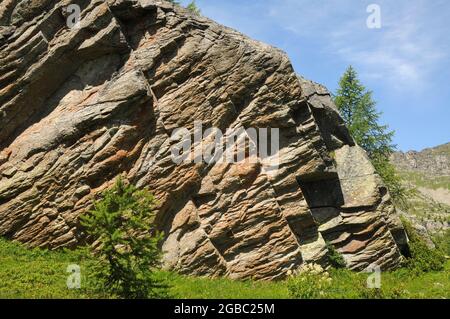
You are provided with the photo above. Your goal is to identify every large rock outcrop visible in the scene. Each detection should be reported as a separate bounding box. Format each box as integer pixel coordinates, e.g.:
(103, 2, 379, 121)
(0, 0, 407, 279)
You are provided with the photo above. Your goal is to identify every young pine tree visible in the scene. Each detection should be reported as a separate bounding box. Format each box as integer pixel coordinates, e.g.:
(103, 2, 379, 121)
(80, 177, 166, 299)
(334, 66, 407, 205)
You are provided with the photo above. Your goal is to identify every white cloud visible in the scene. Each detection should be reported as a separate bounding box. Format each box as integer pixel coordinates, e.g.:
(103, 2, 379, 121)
(256, 0, 449, 92)
(331, 1, 447, 91)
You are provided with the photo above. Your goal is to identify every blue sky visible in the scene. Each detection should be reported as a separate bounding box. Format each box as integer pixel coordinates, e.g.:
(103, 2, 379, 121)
(180, 0, 450, 151)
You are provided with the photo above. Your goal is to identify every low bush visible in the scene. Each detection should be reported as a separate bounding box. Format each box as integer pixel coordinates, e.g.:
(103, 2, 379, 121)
(433, 229, 450, 257)
(325, 242, 346, 269)
(288, 267, 411, 299)
(401, 217, 446, 273)
(287, 265, 332, 299)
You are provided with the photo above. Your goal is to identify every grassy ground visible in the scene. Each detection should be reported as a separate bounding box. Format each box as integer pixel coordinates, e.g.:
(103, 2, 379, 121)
(0, 238, 448, 299)
(0, 238, 95, 298)
(402, 189, 450, 223)
(399, 171, 450, 191)
(394, 171, 450, 226)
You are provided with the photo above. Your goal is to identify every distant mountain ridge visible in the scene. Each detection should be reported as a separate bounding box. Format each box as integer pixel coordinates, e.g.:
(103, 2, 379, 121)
(392, 143, 450, 178)
(391, 142, 450, 237)
(391, 142, 450, 204)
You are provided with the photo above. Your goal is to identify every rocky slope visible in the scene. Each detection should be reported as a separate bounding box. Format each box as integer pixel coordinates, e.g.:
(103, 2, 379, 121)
(391, 143, 450, 236)
(0, 0, 407, 279)
(392, 143, 450, 178)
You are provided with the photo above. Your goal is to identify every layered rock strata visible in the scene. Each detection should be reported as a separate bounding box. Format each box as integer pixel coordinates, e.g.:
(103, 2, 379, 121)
(0, 0, 407, 279)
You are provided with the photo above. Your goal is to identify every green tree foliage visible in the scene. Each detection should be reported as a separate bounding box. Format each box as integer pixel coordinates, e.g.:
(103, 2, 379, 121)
(401, 217, 446, 273)
(187, 1, 201, 14)
(80, 177, 167, 299)
(325, 242, 346, 269)
(433, 229, 450, 257)
(167, 0, 200, 15)
(334, 66, 407, 205)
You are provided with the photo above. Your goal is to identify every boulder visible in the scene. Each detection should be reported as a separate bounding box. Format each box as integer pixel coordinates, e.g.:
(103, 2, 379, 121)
(0, 0, 406, 279)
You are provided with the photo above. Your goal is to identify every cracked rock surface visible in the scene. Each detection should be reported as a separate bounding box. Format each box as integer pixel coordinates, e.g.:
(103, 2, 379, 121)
(0, 0, 407, 279)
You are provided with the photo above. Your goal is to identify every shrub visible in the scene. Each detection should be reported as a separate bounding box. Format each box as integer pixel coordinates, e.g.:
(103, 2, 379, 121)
(80, 177, 167, 299)
(326, 242, 346, 269)
(401, 217, 446, 273)
(287, 265, 332, 299)
(288, 267, 411, 299)
(433, 229, 450, 257)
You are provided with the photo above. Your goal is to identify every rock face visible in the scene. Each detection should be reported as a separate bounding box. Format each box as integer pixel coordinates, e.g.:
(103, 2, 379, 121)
(0, 0, 407, 279)
(391, 143, 450, 177)
(391, 143, 449, 237)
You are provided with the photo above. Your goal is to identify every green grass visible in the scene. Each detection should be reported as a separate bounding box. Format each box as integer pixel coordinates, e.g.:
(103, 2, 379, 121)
(0, 239, 99, 298)
(399, 170, 450, 191)
(287, 265, 450, 299)
(395, 172, 449, 225)
(403, 190, 449, 221)
(157, 272, 289, 299)
(0, 238, 449, 299)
